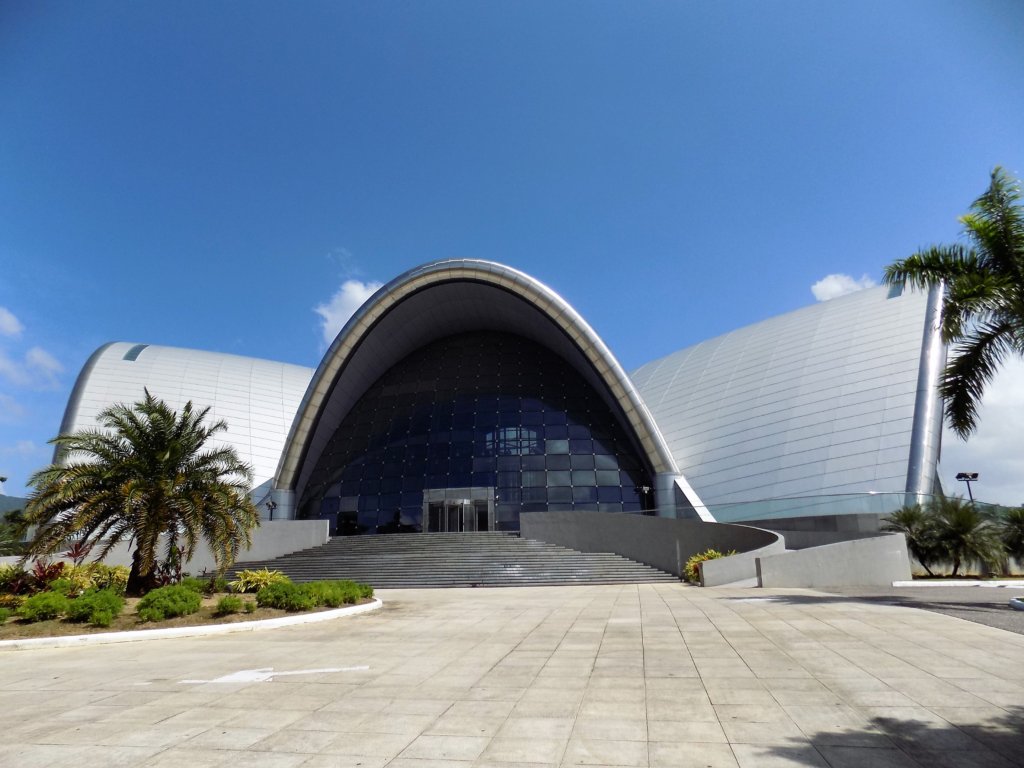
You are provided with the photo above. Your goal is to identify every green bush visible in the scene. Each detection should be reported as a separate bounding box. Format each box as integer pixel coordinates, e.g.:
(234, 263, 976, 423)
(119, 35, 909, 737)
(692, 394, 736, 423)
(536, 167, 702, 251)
(683, 548, 737, 584)
(180, 576, 227, 594)
(302, 580, 369, 607)
(256, 579, 372, 611)
(66, 589, 125, 625)
(0, 607, 11, 623)
(88, 564, 129, 595)
(90, 609, 115, 628)
(0, 563, 28, 594)
(48, 578, 77, 597)
(214, 595, 244, 616)
(137, 585, 202, 622)
(230, 568, 289, 593)
(243, 601, 256, 614)
(17, 591, 70, 622)
(256, 581, 315, 612)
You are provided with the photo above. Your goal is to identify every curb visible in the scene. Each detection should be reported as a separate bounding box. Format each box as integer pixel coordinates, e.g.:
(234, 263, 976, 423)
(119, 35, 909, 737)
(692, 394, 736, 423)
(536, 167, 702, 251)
(0, 597, 382, 651)
(892, 580, 1024, 588)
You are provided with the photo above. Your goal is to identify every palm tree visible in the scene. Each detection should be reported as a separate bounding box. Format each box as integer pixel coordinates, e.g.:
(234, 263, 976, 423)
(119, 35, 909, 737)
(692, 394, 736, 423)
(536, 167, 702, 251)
(927, 496, 1004, 577)
(23, 390, 259, 594)
(1000, 506, 1024, 563)
(881, 504, 940, 576)
(883, 167, 1024, 439)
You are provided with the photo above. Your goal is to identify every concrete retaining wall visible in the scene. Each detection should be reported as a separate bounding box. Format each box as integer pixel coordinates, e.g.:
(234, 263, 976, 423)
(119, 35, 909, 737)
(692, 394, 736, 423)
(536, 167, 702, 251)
(0, 520, 329, 574)
(520, 511, 782, 579)
(756, 532, 911, 588)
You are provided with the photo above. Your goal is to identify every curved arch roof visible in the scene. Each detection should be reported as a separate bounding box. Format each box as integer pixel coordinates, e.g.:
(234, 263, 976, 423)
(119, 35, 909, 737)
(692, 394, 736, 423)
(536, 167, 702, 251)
(60, 342, 314, 497)
(631, 285, 942, 517)
(275, 259, 701, 512)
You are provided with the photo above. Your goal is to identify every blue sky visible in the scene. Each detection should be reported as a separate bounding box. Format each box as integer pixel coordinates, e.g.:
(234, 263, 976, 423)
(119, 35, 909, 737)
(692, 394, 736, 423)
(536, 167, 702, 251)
(1, 1, 1022, 502)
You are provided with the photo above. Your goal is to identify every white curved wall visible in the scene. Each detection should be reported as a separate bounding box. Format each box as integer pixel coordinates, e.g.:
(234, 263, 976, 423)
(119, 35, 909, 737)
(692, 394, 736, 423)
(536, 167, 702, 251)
(630, 286, 938, 515)
(60, 343, 314, 505)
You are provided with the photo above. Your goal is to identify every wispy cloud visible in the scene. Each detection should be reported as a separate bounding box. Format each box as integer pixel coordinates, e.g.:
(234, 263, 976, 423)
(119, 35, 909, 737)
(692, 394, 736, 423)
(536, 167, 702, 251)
(314, 278, 383, 346)
(0, 346, 63, 389)
(811, 273, 876, 301)
(0, 440, 42, 457)
(0, 307, 22, 337)
(0, 393, 25, 423)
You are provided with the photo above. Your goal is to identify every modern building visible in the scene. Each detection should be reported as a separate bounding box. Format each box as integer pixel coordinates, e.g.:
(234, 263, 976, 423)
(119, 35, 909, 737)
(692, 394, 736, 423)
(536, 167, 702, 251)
(58, 260, 944, 538)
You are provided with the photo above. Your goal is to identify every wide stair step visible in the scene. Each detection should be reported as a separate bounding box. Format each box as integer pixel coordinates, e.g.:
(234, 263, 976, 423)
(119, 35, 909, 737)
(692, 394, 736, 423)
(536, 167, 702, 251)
(230, 532, 678, 588)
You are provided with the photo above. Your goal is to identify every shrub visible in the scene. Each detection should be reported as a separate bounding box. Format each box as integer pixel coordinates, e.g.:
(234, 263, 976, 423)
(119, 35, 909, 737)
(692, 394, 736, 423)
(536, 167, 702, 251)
(214, 595, 244, 616)
(88, 564, 129, 595)
(63, 565, 100, 596)
(18, 591, 70, 622)
(182, 576, 229, 595)
(90, 609, 115, 628)
(66, 589, 125, 625)
(243, 601, 256, 614)
(29, 559, 65, 591)
(684, 549, 737, 584)
(0, 607, 11, 623)
(302, 580, 368, 607)
(256, 581, 314, 612)
(230, 569, 289, 594)
(0, 593, 24, 609)
(136, 585, 202, 622)
(48, 578, 77, 597)
(0, 563, 29, 594)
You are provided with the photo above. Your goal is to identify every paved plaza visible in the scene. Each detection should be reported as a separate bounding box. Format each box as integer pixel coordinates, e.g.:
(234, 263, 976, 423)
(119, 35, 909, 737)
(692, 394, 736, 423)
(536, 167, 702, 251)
(2, 584, 1023, 768)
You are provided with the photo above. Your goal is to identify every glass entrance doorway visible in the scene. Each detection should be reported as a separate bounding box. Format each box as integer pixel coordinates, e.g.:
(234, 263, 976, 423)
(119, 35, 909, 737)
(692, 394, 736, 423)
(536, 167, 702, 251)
(422, 487, 495, 533)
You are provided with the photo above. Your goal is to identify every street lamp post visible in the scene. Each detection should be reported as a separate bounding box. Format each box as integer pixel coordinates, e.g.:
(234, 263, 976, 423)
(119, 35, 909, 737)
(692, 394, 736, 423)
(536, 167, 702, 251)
(956, 472, 979, 502)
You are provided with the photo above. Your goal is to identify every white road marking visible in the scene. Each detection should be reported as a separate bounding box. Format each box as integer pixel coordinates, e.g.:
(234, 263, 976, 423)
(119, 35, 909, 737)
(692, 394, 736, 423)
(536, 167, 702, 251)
(179, 665, 369, 684)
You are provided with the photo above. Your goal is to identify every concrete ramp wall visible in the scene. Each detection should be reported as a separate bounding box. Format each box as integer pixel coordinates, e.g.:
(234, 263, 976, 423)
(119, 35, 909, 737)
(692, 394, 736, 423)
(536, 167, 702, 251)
(756, 533, 911, 588)
(520, 511, 782, 580)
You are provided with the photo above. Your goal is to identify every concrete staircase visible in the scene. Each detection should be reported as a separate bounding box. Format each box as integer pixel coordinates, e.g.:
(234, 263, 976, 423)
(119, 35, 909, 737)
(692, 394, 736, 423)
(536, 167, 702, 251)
(230, 532, 678, 588)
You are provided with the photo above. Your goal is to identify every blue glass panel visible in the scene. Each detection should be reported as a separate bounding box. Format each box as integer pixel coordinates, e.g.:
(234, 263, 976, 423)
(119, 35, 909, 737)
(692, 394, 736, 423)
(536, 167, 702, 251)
(572, 486, 598, 503)
(547, 471, 571, 486)
(546, 454, 571, 470)
(547, 487, 572, 503)
(299, 331, 654, 531)
(571, 470, 596, 486)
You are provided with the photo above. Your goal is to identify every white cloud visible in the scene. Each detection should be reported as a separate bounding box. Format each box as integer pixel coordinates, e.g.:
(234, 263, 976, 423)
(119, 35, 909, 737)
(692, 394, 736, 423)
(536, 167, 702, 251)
(0, 393, 25, 423)
(940, 357, 1024, 507)
(0, 307, 23, 337)
(0, 440, 41, 457)
(314, 279, 383, 345)
(811, 273, 876, 301)
(0, 346, 62, 388)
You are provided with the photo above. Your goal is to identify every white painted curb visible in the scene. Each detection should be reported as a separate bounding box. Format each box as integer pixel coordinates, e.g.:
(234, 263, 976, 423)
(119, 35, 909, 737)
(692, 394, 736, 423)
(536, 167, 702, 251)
(0, 597, 382, 651)
(892, 580, 1024, 588)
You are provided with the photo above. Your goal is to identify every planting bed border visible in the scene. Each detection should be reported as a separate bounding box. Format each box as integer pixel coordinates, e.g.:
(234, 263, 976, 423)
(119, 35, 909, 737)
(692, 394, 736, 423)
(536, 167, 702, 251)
(0, 597, 382, 651)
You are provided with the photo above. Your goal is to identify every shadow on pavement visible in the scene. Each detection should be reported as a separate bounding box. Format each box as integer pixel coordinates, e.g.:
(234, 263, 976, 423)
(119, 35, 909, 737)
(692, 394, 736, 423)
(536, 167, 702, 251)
(760, 705, 1024, 767)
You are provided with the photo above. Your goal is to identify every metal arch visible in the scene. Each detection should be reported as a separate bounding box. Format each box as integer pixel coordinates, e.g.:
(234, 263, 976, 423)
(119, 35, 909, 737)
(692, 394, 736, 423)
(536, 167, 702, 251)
(274, 259, 695, 509)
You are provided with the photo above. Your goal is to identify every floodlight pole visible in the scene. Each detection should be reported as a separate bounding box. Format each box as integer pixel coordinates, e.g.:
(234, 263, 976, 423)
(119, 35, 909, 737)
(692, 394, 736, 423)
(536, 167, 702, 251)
(956, 472, 978, 502)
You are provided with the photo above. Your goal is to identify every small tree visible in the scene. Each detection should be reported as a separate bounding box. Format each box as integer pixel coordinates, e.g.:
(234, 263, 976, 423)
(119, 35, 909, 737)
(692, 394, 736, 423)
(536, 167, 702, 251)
(1000, 506, 1024, 564)
(881, 504, 940, 576)
(928, 496, 1003, 577)
(23, 390, 259, 595)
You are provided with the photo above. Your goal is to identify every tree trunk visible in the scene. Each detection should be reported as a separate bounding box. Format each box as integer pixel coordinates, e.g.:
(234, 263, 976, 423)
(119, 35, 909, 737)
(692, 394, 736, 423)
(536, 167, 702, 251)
(951, 556, 960, 578)
(126, 548, 157, 596)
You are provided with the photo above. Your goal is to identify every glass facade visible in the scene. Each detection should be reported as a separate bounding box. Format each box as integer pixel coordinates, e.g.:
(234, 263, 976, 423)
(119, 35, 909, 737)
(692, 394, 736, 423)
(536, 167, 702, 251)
(299, 332, 654, 535)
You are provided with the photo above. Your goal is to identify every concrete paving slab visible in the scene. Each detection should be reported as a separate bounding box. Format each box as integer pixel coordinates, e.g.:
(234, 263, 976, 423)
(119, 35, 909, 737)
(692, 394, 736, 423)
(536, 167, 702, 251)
(3, 583, 1024, 767)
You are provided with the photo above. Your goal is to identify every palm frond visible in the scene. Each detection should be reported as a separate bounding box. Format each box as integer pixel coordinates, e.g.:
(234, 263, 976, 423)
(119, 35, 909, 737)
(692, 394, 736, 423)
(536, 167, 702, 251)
(940, 320, 1015, 438)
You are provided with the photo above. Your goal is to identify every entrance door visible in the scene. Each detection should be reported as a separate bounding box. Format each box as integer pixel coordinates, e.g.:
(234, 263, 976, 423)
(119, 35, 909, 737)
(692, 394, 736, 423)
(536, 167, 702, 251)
(423, 488, 495, 533)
